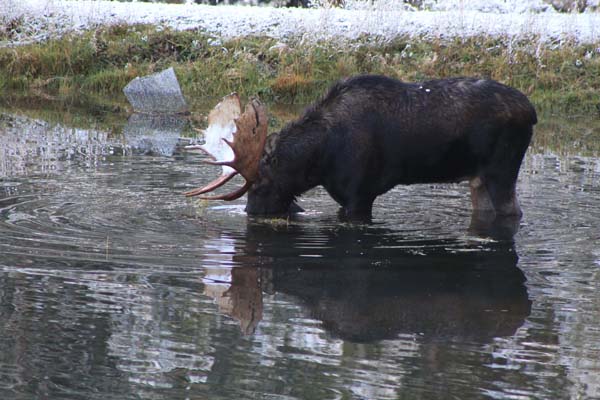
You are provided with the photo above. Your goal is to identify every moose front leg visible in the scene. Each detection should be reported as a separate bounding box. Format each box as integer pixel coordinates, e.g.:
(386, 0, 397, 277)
(329, 188, 376, 221)
(338, 200, 375, 221)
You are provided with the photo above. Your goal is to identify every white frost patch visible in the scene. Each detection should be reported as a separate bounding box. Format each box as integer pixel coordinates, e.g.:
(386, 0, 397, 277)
(418, 0, 554, 13)
(1, 0, 600, 47)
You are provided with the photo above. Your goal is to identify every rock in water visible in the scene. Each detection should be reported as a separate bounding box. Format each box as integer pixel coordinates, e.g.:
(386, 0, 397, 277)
(123, 67, 188, 114)
(122, 113, 189, 156)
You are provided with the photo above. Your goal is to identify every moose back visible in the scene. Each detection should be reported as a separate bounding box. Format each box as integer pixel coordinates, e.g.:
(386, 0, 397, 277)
(185, 75, 536, 219)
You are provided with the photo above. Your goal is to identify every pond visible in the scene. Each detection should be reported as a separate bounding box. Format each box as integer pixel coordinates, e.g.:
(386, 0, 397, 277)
(0, 105, 599, 399)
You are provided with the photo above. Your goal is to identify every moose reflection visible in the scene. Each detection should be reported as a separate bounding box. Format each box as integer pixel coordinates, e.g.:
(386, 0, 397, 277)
(203, 222, 531, 342)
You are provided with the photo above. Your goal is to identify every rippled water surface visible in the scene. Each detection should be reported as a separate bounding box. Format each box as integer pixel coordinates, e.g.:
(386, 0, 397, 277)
(1, 108, 599, 400)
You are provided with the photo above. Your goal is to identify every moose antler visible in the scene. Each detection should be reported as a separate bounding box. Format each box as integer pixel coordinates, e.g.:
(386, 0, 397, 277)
(184, 94, 268, 201)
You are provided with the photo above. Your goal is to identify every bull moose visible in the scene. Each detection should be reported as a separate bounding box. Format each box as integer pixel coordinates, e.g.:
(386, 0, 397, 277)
(185, 75, 536, 220)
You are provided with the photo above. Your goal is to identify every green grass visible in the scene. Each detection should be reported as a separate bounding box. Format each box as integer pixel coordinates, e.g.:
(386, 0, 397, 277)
(1, 24, 600, 115)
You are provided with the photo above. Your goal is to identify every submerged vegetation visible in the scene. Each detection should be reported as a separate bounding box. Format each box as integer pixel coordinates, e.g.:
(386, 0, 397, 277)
(1, 23, 599, 114)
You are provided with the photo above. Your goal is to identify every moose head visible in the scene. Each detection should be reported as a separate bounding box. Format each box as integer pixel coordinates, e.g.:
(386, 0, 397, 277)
(184, 93, 303, 215)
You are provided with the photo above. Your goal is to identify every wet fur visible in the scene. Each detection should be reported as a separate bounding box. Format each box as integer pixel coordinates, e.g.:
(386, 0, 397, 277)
(247, 75, 536, 219)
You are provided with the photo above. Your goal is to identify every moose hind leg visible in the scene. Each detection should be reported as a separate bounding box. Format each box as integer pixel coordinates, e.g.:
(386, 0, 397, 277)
(470, 176, 521, 217)
(469, 176, 495, 213)
(492, 181, 522, 216)
(470, 124, 532, 217)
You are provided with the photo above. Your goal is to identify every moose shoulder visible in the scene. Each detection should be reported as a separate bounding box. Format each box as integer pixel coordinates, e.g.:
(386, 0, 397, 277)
(186, 75, 536, 220)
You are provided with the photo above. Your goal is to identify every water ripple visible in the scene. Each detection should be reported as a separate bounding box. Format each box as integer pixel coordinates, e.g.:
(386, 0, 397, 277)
(1, 112, 600, 399)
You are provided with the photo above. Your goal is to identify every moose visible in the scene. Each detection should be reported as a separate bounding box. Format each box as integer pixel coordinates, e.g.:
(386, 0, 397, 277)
(185, 75, 536, 220)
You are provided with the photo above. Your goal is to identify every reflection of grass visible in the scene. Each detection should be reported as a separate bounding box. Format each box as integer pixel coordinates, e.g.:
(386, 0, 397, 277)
(0, 93, 130, 134)
(2, 24, 599, 114)
(532, 113, 600, 156)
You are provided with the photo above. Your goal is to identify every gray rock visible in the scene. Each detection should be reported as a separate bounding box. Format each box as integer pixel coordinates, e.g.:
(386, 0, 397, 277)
(123, 67, 188, 114)
(122, 113, 190, 156)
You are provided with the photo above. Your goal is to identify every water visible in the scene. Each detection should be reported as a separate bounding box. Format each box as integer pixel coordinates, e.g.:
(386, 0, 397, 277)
(0, 107, 599, 400)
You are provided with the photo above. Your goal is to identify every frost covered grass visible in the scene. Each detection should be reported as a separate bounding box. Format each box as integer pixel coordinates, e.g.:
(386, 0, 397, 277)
(3, 0, 600, 45)
(1, 23, 599, 114)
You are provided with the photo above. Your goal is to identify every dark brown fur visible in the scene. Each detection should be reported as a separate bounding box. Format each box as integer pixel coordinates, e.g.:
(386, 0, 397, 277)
(246, 75, 536, 219)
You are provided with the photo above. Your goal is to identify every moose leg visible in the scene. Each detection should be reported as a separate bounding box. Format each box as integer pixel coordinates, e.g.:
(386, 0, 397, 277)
(469, 176, 495, 213)
(325, 184, 375, 221)
(470, 175, 521, 217)
(324, 140, 380, 221)
(470, 125, 532, 217)
(488, 180, 521, 216)
(339, 197, 376, 221)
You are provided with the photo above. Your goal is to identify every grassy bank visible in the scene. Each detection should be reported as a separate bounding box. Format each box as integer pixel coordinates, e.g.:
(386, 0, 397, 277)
(1, 24, 599, 114)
